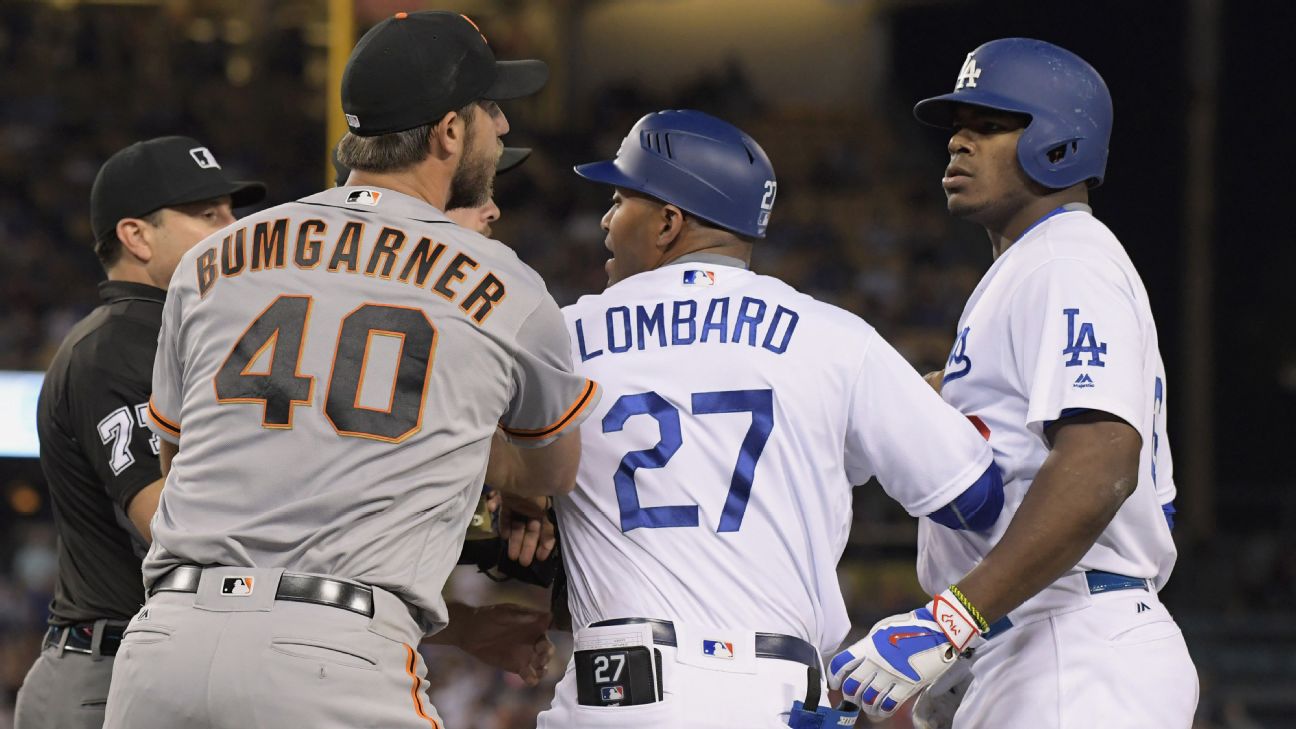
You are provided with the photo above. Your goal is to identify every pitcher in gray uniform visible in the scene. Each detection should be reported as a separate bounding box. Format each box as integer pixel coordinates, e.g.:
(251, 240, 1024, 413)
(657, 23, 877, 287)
(102, 12, 597, 729)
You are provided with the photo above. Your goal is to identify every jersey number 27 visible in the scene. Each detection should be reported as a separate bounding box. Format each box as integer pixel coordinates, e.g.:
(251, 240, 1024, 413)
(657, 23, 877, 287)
(603, 389, 774, 533)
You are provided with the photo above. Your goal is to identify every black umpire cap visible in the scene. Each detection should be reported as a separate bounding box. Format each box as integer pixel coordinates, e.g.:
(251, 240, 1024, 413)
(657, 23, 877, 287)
(341, 11, 548, 137)
(91, 136, 266, 245)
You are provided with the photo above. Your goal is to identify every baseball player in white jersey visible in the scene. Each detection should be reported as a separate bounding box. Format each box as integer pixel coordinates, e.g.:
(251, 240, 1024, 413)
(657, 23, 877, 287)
(534, 110, 1005, 729)
(826, 39, 1199, 728)
(102, 12, 598, 729)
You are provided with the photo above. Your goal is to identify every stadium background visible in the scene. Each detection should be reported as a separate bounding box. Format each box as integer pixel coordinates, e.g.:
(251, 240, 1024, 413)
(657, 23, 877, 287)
(0, 0, 1289, 726)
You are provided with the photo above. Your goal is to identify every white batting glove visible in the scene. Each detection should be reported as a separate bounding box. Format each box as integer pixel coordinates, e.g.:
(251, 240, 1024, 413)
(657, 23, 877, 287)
(911, 655, 973, 729)
(828, 589, 982, 720)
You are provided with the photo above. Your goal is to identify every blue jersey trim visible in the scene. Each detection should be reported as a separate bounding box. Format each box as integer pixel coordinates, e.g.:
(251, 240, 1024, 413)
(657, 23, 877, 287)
(1042, 407, 1093, 432)
(928, 462, 1004, 532)
(1162, 501, 1176, 531)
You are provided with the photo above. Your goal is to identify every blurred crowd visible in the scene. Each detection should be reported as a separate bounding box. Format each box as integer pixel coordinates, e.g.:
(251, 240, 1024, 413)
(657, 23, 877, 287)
(0, 3, 1291, 728)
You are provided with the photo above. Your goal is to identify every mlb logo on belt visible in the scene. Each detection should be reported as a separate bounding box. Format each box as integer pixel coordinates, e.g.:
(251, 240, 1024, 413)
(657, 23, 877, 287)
(346, 189, 382, 206)
(221, 576, 254, 596)
(702, 639, 735, 659)
(600, 685, 625, 702)
(682, 269, 715, 286)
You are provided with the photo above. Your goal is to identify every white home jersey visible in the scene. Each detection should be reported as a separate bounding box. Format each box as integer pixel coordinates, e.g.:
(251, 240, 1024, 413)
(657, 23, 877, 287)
(920, 206, 1178, 624)
(559, 255, 994, 654)
(145, 186, 598, 634)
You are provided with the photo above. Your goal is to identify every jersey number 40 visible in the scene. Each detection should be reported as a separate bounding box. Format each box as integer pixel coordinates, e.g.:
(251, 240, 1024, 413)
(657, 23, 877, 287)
(603, 389, 774, 533)
(213, 295, 435, 442)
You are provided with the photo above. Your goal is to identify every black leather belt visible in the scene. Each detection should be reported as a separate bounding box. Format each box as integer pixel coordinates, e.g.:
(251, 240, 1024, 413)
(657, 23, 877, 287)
(590, 617, 820, 669)
(151, 565, 375, 618)
(44, 623, 126, 657)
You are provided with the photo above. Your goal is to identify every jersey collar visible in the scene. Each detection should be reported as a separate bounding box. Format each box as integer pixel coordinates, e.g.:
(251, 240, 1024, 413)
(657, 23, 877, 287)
(667, 252, 749, 270)
(99, 280, 165, 304)
(1017, 202, 1093, 241)
(299, 186, 455, 225)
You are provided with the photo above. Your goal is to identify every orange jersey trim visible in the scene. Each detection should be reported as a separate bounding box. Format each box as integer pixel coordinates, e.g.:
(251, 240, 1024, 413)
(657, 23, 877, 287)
(148, 398, 181, 437)
(403, 644, 441, 728)
(500, 379, 599, 440)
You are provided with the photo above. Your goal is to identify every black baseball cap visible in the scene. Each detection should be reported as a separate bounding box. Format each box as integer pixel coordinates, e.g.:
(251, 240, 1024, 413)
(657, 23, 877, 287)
(341, 11, 548, 137)
(91, 136, 266, 244)
(332, 146, 531, 187)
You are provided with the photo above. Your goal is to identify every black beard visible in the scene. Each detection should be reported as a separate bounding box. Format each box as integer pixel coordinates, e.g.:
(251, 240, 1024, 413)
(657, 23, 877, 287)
(447, 149, 495, 211)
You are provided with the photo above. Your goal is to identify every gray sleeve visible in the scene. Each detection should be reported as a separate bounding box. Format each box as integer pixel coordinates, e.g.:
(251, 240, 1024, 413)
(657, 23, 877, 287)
(499, 295, 600, 448)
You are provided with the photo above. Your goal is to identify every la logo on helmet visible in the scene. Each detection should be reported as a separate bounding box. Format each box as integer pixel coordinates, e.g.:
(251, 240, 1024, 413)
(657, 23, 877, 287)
(955, 52, 982, 90)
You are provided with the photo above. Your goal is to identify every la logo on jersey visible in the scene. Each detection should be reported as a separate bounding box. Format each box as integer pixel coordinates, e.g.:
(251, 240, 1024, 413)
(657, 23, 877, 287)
(1062, 308, 1107, 367)
(702, 639, 735, 659)
(221, 576, 254, 596)
(944, 326, 972, 382)
(955, 52, 982, 90)
(346, 189, 382, 206)
(189, 147, 220, 169)
(682, 269, 715, 286)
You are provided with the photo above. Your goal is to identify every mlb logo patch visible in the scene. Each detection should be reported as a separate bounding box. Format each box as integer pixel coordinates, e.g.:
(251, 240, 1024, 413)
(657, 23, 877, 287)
(346, 189, 382, 206)
(345, 113, 360, 128)
(682, 269, 715, 286)
(189, 147, 220, 169)
(221, 576, 254, 596)
(600, 685, 625, 702)
(702, 639, 735, 659)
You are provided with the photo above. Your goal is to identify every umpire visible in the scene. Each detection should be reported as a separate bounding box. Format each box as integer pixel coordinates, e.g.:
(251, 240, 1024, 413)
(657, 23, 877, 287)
(15, 136, 264, 729)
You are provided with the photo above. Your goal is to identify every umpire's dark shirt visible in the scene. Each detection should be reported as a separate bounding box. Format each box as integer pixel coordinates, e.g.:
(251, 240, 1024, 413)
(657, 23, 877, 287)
(38, 280, 165, 625)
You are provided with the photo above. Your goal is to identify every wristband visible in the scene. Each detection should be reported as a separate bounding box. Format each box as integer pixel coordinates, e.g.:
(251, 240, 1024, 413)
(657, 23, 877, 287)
(931, 587, 984, 652)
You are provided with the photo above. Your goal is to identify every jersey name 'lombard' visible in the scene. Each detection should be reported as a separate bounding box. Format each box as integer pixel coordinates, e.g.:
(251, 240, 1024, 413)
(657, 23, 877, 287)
(192, 217, 507, 324)
(574, 296, 800, 360)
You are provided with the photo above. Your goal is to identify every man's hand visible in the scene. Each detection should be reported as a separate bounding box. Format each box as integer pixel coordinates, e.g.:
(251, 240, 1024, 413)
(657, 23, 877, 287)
(438, 603, 555, 686)
(829, 591, 980, 720)
(923, 369, 944, 394)
(497, 493, 556, 567)
(912, 656, 973, 729)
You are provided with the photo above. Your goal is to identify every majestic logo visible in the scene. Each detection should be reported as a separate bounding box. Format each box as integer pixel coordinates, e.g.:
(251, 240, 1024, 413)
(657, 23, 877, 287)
(682, 269, 715, 286)
(1073, 373, 1095, 388)
(944, 327, 972, 383)
(221, 576, 254, 596)
(955, 52, 982, 90)
(346, 189, 382, 206)
(189, 147, 220, 169)
(702, 640, 735, 659)
(1137, 602, 1151, 613)
(600, 685, 625, 702)
(1062, 308, 1107, 367)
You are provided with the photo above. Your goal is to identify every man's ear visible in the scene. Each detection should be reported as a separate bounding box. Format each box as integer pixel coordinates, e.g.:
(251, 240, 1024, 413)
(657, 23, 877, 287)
(431, 110, 466, 159)
(115, 217, 154, 263)
(657, 204, 686, 250)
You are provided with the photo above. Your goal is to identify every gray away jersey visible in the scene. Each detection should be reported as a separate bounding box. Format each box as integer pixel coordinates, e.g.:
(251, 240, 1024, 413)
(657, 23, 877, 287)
(145, 186, 599, 634)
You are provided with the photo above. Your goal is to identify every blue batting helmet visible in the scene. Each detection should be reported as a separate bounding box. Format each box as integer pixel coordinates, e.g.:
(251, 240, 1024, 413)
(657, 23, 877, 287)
(574, 110, 777, 238)
(914, 38, 1112, 189)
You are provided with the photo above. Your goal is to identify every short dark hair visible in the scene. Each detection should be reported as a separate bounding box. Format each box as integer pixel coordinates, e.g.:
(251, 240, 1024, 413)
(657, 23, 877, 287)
(94, 208, 164, 269)
(336, 102, 477, 174)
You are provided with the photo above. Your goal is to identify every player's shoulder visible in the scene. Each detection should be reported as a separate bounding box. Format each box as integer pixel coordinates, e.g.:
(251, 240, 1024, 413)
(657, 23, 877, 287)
(747, 270, 880, 338)
(1012, 210, 1138, 286)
